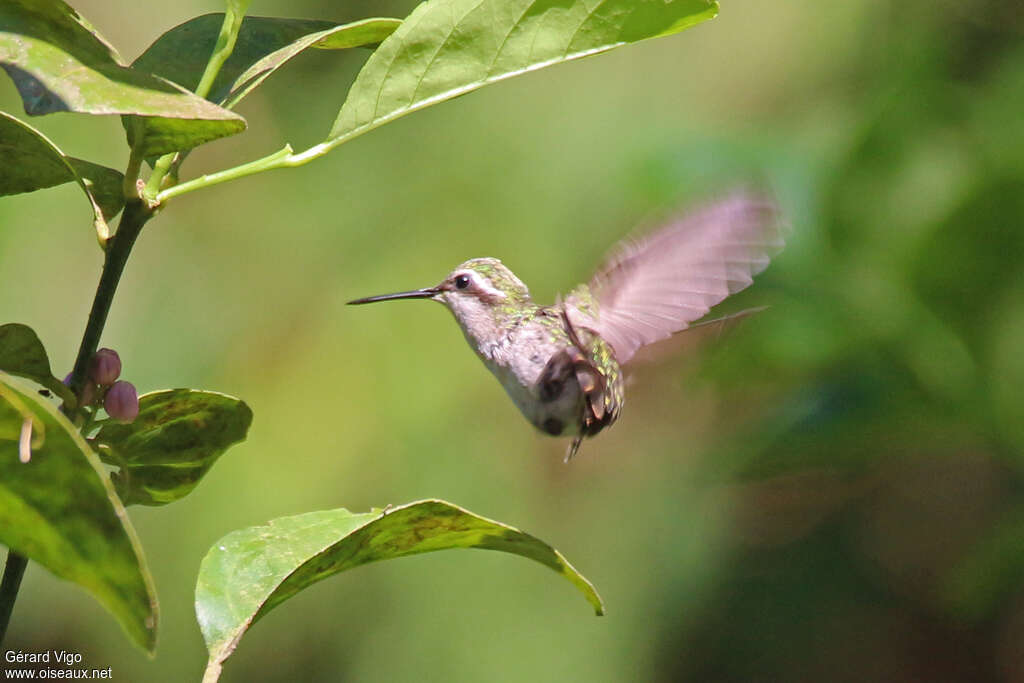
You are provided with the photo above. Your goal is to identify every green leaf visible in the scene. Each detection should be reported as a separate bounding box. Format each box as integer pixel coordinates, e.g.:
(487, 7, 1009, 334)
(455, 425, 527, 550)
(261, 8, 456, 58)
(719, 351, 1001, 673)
(94, 389, 252, 506)
(328, 0, 718, 144)
(0, 111, 124, 229)
(130, 15, 401, 110)
(0, 372, 158, 652)
(0, 0, 244, 156)
(0, 382, 42, 454)
(156, 0, 715, 201)
(197, 500, 603, 681)
(121, 109, 245, 159)
(0, 394, 31, 442)
(223, 18, 402, 109)
(0, 324, 54, 388)
(0, 322, 74, 404)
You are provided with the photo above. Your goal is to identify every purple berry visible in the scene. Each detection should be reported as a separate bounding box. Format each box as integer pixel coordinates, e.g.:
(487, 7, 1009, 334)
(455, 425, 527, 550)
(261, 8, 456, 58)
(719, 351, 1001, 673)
(105, 381, 139, 422)
(89, 348, 122, 386)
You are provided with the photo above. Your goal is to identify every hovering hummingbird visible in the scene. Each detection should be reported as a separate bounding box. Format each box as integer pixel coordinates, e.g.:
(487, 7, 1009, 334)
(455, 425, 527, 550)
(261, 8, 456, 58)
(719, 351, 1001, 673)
(349, 193, 783, 461)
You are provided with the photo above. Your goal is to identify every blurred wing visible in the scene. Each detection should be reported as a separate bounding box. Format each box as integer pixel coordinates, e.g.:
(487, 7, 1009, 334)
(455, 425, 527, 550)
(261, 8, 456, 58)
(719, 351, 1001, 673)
(568, 193, 783, 365)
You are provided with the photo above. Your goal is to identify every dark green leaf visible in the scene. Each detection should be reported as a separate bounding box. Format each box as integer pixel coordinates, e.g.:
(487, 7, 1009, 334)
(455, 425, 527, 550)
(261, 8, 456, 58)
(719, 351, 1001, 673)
(223, 18, 402, 109)
(0, 0, 244, 155)
(196, 500, 603, 680)
(0, 111, 124, 226)
(0, 322, 74, 404)
(122, 113, 245, 158)
(329, 0, 718, 143)
(131, 15, 401, 109)
(0, 324, 52, 386)
(94, 389, 252, 506)
(0, 372, 157, 652)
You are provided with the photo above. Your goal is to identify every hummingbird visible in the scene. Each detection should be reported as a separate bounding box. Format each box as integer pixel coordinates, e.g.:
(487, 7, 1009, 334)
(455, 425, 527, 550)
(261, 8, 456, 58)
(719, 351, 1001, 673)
(349, 193, 783, 461)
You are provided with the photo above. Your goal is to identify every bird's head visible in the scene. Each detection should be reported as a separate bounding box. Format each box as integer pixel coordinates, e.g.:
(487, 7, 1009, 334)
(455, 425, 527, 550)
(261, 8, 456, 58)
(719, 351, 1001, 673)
(347, 258, 533, 338)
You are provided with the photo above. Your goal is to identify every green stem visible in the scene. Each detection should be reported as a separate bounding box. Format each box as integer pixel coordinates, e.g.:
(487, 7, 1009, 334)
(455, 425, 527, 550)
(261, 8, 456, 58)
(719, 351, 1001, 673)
(143, 154, 176, 200)
(154, 103, 414, 202)
(0, 551, 28, 646)
(202, 660, 222, 683)
(193, 10, 244, 101)
(156, 142, 337, 202)
(123, 142, 143, 200)
(79, 406, 99, 435)
(167, 150, 193, 185)
(143, 9, 246, 203)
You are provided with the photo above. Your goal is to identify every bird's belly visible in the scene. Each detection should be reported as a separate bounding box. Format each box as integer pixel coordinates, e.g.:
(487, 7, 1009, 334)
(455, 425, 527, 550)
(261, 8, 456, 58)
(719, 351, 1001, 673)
(497, 365, 583, 437)
(482, 340, 584, 437)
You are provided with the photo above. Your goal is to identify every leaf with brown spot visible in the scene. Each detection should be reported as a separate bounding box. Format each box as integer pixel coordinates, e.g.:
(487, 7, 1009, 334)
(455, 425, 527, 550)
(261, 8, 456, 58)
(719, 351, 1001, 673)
(93, 389, 252, 506)
(0, 372, 157, 652)
(196, 500, 603, 681)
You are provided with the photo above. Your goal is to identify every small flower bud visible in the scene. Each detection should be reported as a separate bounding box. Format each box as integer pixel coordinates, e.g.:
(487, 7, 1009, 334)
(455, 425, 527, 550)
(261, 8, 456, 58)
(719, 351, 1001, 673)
(89, 348, 122, 386)
(104, 381, 139, 422)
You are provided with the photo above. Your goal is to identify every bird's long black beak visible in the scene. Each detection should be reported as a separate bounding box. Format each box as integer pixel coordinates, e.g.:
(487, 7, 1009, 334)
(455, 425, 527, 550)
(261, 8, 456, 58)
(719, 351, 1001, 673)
(347, 287, 439, 305)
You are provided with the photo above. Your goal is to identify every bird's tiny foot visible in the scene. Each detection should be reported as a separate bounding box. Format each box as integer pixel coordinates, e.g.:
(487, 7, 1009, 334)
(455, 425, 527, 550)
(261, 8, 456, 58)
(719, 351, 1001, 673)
(564, 436, 583, 463)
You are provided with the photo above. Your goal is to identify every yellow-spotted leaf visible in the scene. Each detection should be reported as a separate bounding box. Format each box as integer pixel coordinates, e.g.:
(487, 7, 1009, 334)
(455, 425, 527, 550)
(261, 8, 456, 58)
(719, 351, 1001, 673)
(93, 389, 252, 506)
(197, 500, 603, 681)
(0, 372, 157, 652)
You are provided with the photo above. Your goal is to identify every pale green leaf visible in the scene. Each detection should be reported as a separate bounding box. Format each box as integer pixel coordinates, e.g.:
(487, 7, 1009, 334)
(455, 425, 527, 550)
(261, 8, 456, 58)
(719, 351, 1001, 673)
(197, 500, 603, 681)
(329, 0, 718, 144)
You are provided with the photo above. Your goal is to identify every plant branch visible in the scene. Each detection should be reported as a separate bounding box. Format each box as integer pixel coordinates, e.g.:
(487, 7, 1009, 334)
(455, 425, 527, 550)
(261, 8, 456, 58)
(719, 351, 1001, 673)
(67, 200, 153, 404)
(0, 551, 28, 646)
(143, 154, 176, 200)
(156, 142, 337, 202)
(193, 9, 245, 101)
(123, 140, 143, 200)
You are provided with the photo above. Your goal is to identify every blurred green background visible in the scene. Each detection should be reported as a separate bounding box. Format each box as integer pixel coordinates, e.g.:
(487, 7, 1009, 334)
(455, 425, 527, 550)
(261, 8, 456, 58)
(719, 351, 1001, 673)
(3, 0, 1024, 680)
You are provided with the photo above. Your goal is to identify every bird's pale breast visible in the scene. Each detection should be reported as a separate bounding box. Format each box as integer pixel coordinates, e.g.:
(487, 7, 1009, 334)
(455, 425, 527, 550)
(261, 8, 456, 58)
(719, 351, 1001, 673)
(478, 318, 585, 437)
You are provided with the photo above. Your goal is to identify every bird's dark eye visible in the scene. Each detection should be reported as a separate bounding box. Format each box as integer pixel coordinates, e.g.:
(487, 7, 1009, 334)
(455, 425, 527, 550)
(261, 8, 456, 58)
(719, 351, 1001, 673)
(454, 274, 471, 290)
